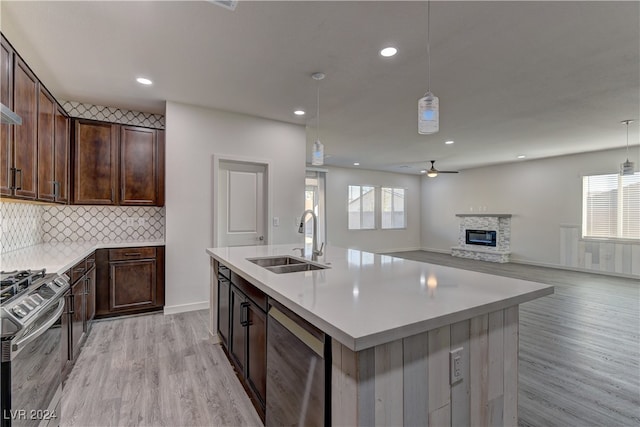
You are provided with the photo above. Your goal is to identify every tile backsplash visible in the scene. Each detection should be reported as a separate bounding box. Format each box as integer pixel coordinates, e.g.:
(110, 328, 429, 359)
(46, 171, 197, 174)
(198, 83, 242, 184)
(0, 201, 165, 254)
(60, 101, 165, 129)
(0, 201, 43, 253)
(42, 205, 164, 242)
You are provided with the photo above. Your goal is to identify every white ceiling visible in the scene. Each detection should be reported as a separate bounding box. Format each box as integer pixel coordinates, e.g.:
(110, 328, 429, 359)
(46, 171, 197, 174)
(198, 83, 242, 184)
(1, 1, 638, 174)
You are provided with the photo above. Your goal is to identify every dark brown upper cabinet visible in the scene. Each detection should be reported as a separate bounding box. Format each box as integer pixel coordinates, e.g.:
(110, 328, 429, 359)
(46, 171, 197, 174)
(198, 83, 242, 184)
(37, 87, 56, 201)
(72, 119, 118, 205)
(0, 35, 14, 196)
(54, 105, 70, 204)
(120, 125, 159, 206)
(12, 55, 38, 200)
(72, 120, 164, 206)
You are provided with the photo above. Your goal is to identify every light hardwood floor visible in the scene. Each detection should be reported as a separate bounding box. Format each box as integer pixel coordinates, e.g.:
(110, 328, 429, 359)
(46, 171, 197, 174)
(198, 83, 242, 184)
(63, 252, 639, 427)
(61, 310, 262, 427)
(389, 251, 640, 427)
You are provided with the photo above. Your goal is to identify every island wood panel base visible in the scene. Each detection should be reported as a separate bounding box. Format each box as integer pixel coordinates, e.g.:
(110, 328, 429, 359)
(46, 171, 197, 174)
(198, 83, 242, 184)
(331, 306, 519, 426)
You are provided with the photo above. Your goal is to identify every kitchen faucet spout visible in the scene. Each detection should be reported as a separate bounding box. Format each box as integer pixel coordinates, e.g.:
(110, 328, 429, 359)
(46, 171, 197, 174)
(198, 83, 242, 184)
(298, 210, 323, 261)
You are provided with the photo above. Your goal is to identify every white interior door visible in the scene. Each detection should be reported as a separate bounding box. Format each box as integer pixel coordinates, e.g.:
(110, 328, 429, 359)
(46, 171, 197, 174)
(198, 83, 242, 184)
(218, 161, 266, 247)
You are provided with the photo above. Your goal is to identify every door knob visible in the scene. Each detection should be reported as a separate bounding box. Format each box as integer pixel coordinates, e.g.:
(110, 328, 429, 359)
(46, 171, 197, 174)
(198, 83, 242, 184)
(258, 236, 264, 241)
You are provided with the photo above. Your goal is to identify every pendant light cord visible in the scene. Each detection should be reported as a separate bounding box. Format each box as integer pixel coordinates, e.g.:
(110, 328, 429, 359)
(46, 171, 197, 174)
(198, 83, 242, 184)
(316, 83, 321, 141)
(626, 121, 630, 157)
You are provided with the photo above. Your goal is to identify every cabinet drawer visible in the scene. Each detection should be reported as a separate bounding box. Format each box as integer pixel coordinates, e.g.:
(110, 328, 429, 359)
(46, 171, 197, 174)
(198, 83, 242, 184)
(109, 247, 156, 261)
(219, 264, 231, 280)
(70, 258, 87, 284)
(231, 271, 267, 312)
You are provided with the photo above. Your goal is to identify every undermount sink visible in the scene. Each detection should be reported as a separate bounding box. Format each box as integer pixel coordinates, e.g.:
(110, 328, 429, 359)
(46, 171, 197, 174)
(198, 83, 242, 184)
(247, 256, 329, 274)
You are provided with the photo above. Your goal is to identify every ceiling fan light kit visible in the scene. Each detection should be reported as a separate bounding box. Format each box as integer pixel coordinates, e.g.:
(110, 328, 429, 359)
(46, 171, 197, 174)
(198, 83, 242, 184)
(620, 119, 635, 176)
(426, 160, 458, 178)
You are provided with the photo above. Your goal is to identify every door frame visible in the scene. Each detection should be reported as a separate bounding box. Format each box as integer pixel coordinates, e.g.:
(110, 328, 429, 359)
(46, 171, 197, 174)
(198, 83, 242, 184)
(212, 154, 272, 248)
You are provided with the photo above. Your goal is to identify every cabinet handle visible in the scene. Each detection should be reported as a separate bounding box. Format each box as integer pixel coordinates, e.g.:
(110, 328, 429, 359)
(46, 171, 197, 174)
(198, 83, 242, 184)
(53, 181, 60, 199)
(240, 302, 250, 327)
(9, 168, 15, 190)
(69, 294, 75, 315)
(123, 252, 142, 257)
(111, 187, 114, 202)
(15, 168, 22, 191)
(73, 267, 85, 274)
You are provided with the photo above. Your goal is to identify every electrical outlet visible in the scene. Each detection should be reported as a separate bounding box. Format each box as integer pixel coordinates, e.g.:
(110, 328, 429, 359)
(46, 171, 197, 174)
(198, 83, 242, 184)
(125, 217, 135, 227)
(450, 347, 464, 384)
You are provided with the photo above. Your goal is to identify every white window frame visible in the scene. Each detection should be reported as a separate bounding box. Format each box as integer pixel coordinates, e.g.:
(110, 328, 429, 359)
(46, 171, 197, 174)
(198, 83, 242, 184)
(381, 187, 407, 230)
(582, 172, 640, 241)
(347, 185, 377, 230)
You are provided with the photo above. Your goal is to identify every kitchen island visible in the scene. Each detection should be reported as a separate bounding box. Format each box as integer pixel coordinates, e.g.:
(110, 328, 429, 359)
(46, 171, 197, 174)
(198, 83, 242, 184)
(207, 244, 553, 426)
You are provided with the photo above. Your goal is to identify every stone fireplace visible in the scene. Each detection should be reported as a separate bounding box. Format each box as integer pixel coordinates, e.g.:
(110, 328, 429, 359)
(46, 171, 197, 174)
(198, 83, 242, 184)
(451, 214, 512, 263)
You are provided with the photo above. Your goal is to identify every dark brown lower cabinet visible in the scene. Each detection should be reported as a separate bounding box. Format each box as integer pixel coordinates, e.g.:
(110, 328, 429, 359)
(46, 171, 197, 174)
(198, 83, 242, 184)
(95, 246, 165, 318)
(218, 262, 267, 422)
(70, 278, 85, 360)
(60, 289, 71, 381)
(84, 264, 96, 331)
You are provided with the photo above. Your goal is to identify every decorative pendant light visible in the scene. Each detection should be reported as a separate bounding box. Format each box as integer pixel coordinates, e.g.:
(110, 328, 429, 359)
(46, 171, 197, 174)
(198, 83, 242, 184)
(311, 72, 325, 166)
(418, 0, 439, 135)
(620, 119, 635, 175)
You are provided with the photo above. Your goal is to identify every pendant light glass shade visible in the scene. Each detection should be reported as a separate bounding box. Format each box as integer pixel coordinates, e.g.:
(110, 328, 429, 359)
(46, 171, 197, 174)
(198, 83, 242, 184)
(418, 91, 439, 134)
(311, 72, 325, 166)
(312, 140, 324, 166)
(620, 120, 635, 175)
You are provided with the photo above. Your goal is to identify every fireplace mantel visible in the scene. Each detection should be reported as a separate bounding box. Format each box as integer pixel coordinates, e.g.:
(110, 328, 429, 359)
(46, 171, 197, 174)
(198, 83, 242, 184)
(455, 213, 512, 218)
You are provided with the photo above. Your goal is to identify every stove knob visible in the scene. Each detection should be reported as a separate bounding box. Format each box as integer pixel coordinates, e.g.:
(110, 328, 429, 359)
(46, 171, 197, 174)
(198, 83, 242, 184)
(22, 300, 34, 310)
(12, 306, 28, 318)
(29, 295, 42, 306)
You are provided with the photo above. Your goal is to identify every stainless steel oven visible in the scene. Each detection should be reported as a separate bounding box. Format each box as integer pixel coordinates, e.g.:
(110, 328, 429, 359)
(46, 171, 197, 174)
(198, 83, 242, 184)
(1, 271, 69, 427)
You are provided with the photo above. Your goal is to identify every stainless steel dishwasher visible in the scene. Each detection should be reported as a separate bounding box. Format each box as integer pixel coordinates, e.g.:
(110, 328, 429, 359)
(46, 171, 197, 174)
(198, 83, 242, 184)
(266, 300, 329, 427)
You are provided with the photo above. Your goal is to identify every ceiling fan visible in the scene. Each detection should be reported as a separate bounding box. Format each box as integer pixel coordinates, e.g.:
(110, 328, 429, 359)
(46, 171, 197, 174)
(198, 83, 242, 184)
(425, 160, 459, 178)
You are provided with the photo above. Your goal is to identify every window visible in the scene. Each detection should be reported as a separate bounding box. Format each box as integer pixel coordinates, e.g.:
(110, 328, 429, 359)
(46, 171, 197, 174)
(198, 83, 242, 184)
(348, 185, 375, 229)
(381, 187, 406, 229)
(582, 172, 640, 240)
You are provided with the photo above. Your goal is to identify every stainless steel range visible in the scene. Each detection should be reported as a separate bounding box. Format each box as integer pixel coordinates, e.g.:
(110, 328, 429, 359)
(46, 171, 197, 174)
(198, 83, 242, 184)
(1, 269, 70, 427)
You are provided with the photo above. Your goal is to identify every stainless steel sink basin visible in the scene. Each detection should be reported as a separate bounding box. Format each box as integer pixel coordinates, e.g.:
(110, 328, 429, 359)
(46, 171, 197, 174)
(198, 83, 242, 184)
(247, 256, 306, 267)
(247, 256, 329, 274)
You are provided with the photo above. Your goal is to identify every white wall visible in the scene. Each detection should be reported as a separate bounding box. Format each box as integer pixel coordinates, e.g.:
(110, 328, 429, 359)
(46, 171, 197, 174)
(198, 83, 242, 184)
(421, 147, 639, 269)
(325, 166, 422, 252)
(165, 101, 306, 312)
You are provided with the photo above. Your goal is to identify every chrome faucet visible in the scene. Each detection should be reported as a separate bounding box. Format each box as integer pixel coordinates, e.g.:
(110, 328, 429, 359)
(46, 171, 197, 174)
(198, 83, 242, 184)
(298, 209, 324, 261)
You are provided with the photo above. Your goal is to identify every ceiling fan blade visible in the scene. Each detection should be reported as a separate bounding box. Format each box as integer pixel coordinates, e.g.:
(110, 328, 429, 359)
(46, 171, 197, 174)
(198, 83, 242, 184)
(439, 170, 459, 173)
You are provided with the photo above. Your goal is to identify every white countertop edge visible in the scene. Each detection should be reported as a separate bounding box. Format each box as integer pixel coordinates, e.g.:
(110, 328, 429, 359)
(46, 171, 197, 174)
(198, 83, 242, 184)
(207, 248, 553, 352)
(1, 240, 165, 274)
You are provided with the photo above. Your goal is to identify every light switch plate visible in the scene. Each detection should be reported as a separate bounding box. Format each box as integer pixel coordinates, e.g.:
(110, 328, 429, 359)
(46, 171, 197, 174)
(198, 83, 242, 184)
(450, 347, 464, 384)
(273, 216, 280, 227)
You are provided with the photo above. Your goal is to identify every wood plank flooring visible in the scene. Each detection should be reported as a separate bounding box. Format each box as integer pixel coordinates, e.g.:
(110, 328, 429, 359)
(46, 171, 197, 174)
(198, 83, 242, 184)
(61, 310, 261, 427)
(389, 250, 640, 427)
(63, 252, 639, 427)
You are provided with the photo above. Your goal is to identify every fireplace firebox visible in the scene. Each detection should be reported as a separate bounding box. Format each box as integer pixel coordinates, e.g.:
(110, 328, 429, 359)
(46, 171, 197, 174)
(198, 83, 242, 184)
(466, 229, 497, 247)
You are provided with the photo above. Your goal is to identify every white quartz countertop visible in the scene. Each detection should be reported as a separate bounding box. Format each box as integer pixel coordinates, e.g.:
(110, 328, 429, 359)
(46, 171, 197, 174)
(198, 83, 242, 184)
(207, 244, 554, 351)
(1, 239, 165, 274)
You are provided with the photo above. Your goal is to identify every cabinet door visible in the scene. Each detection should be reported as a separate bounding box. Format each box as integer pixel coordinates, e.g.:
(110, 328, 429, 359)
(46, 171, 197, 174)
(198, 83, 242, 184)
(61, 289, 71, 369)
(84, 267, 96, 330)
(71, 279, 85, 360)
(37, 87, 56, 201)
(0, 36, 13, 196)
(73, 120, 118, 204)
(218, 278, 230, 348)
(12, 56, 38, 199)
(246, 302, 267, 407)
(120, 126, 157, 205)
(54, 106, 69, 203)
(230, 286, 247, 373)
(109, 258, 157, 311)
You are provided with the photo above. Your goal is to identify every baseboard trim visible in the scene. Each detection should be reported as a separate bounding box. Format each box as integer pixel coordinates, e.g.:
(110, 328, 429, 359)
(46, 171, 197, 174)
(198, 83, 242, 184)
(164, 301, 209, 315)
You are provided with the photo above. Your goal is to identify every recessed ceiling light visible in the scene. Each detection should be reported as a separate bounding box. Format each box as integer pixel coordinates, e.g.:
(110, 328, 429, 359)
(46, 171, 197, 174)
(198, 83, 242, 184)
(353, 162, 360, 166)
(517, 155, 526, 159)
(136, 77, 153, 85)
(445, 140, 454, 145)
(420, 170, 427, 174)
(380, 47, 397, 57)
(294, 110, 305, 116)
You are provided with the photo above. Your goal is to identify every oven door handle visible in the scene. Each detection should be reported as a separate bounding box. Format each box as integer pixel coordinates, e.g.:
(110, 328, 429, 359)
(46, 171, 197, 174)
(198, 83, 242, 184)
(11, 298, 65, 357)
